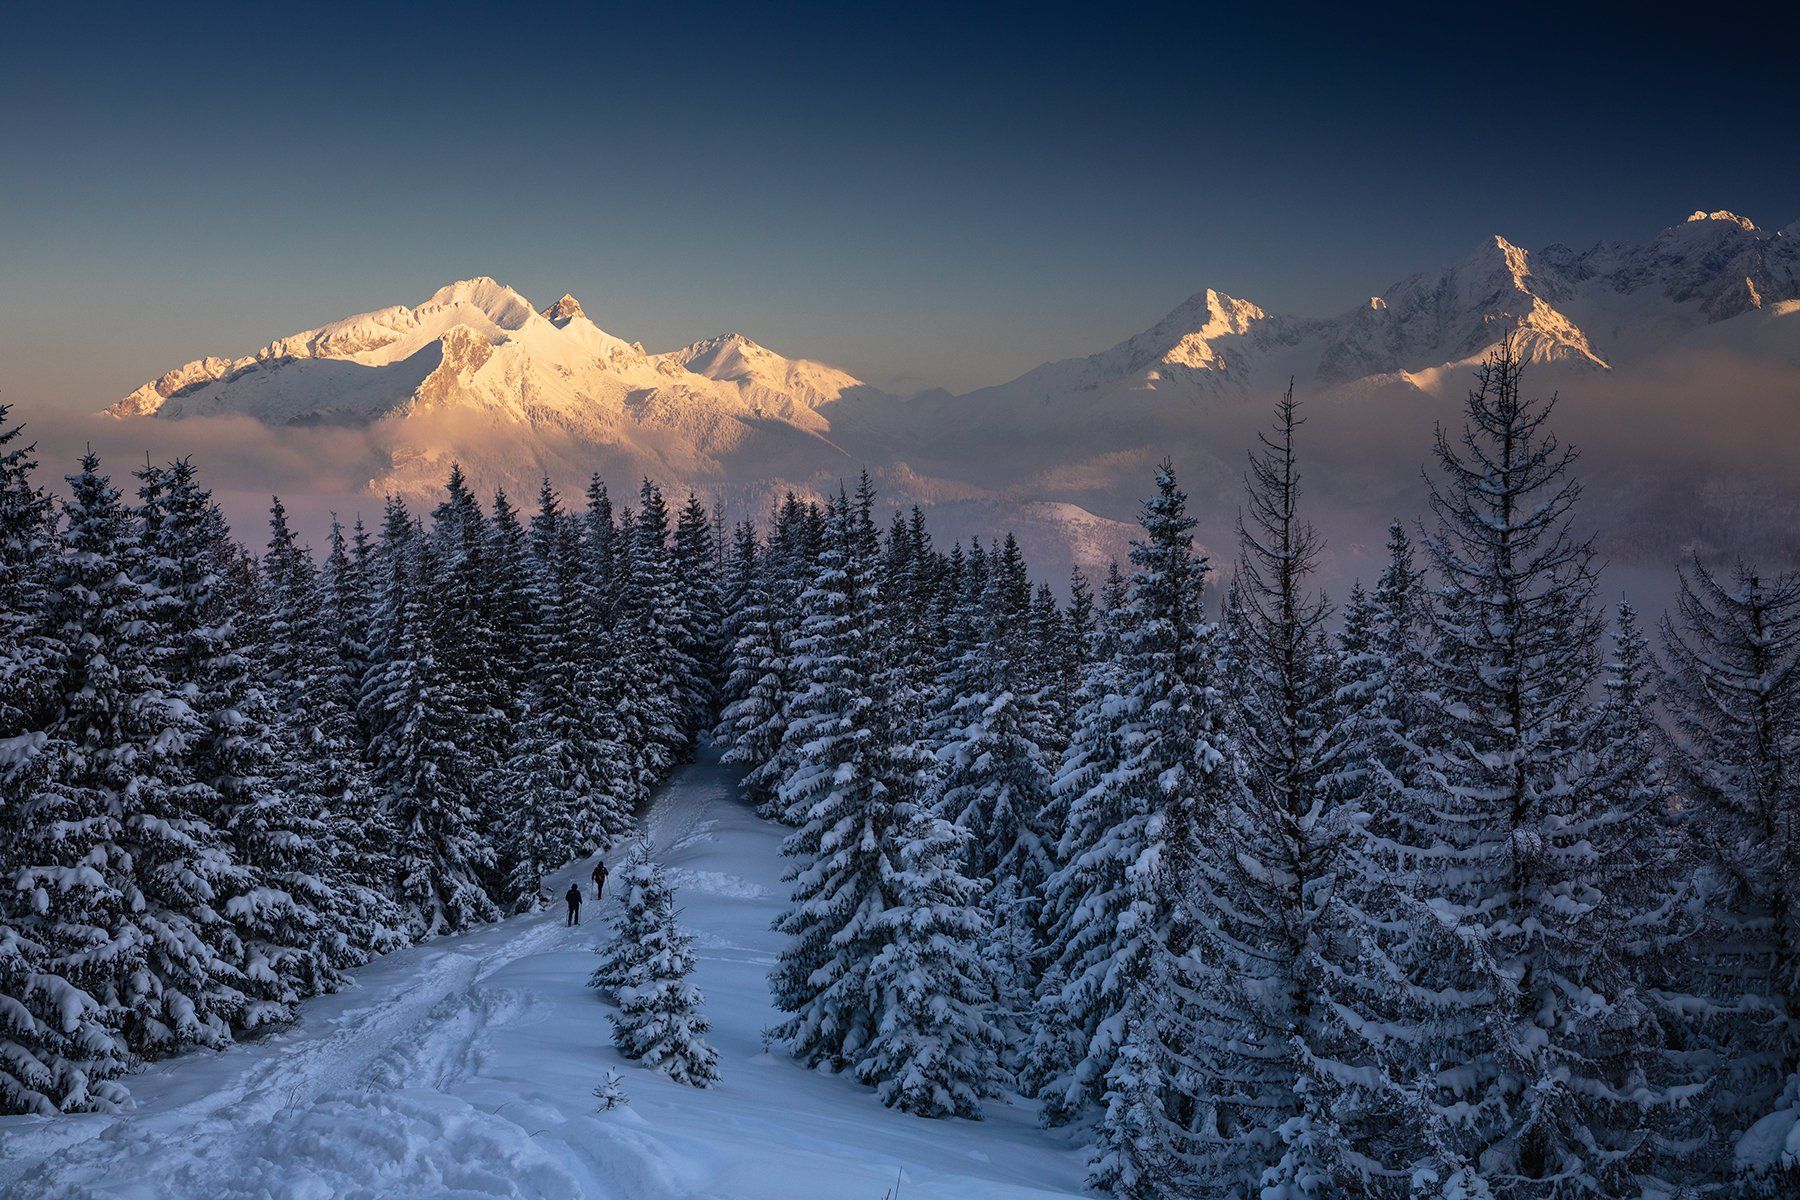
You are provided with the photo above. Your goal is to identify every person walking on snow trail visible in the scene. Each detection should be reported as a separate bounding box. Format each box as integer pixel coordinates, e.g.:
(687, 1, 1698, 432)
(565, 883, 582, 926)
(592, 858, 608, 900)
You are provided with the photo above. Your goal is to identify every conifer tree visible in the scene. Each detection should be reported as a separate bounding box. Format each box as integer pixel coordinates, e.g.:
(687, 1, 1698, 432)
(266, 496, 408, 957)
(1299, 521, 1438, 1190)
(1187, 389, 1346, 1194)
(362, 498, 497, 937)
(426, 467, 510, 899)
(154, 465, 342, 1027)
(1088, 979, 1194, 1198)
(24, 456, 251, 1057)
(932, 532, 1053, 1050)
(1036, 464, 1233, 1139)
(1661, 559, 1800, 1192)
(722, 494, 817, 817)
(1326, 344, 1660, 1197)
(608, 855, 720, 1088)
(581, 474, 622, 629)
(619, 481, 694, 784)
(1591, 602, 1707, 1189)
(591, 842, 666, 1003)
(882, 506, 943, 710)
(1021, 565, 1122, 1113)
(114, 458, 259, 1051)
(672, 490, 724, 738)
(324, 514, 379, 745)
(480, 487, 546, 905)
(1026, 580, 1073, 756)
(484, 488, 539, 725)
(320, 513, 411, 933)
(572, 478, 652, 823)
(507, 481, 633, 906)
(592, 1068, 629, 1111)
(859, 798, 1002, 1117)
(0, 405, 57, 732)
(768, 483, 1000, 1116)
(263, 500, 406, 963)
(713, 518, 762, 741)
(0, 430, 133, 1115)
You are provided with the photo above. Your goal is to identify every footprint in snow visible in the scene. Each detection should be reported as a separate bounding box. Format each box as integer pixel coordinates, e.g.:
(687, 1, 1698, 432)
(662, 868, 768, 899)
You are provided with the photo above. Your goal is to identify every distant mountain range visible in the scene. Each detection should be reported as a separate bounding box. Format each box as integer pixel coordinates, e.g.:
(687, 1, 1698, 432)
(107, 211, 1800, 583)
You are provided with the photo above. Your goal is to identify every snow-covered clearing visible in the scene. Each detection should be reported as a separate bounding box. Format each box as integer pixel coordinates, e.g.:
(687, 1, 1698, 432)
(0, 748, 1087, 1199)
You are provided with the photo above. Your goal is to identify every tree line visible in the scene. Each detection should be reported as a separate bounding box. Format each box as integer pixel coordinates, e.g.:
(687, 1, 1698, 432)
(713, 346, 1799, 1198)
(0, 430, 717, 1116)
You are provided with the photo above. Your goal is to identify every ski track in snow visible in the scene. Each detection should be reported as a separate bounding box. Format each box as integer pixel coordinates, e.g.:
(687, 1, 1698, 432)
(0, 748, 1086, 1200)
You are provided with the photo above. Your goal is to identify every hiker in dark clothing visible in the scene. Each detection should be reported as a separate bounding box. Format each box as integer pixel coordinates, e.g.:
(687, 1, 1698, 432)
(592, 859, 608, 901)
(565, 884, 582, 926)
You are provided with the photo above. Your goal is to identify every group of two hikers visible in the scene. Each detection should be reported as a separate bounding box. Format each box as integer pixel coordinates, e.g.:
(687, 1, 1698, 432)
(565, 859, 607, 925)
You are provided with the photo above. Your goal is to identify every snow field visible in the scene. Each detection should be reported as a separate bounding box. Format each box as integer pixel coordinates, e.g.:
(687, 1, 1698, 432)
(0, 749, 1087, 1199)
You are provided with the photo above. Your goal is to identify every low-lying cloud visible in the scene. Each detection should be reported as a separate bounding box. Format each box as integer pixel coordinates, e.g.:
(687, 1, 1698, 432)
(18, 346, 1798, 622)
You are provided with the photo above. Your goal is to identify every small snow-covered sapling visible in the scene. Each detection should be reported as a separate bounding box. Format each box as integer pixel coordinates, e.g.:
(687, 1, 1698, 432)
(592, 1069, 629, 1112)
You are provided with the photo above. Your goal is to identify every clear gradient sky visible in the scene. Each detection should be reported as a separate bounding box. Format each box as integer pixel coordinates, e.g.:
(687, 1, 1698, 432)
(3, 1, 1795, 409)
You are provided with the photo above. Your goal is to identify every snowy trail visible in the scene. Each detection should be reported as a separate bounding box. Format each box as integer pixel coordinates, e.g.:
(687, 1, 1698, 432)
(0, 748, 1086, 1200)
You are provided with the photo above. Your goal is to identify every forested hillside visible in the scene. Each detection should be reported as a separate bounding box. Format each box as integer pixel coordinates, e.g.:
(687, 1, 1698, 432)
(3, 342, 1797, 1198)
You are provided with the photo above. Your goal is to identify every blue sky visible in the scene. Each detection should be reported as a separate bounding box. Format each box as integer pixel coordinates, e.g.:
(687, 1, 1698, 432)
(3, 1, 1794, 406)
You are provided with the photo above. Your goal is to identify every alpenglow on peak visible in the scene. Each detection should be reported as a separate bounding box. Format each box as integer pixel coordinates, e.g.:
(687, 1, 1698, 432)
(1686, 210, 1759, 230)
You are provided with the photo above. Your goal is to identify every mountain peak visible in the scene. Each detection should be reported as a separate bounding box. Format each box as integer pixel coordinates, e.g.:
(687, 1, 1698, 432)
(694, 331, 761, 352)
(668, 332, 774, 375)
(1457, 234, 1534, 287)
(660, 330, 863, 408)
(418, 277, 537, 329)
(1686, 210, 1758, 230)
(1157, 288, 1268, 337)
(542, 294, 587, 325)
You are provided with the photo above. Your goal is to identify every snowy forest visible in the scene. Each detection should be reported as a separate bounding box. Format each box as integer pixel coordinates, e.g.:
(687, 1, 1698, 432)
(2, 342, 1798, 1200)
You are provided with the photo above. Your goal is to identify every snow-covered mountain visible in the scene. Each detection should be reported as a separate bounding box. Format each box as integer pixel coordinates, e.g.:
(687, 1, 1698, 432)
(949, 209, 1798, 417)
(656, 331, 867, 415)
(105, 211, 1799, 580)
(112, 279, 875, 433)
(108, 278, 874, 498)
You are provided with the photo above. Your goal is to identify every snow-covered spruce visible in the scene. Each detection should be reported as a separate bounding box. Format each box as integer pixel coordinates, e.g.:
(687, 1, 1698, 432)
(504, 480, 633, 907)
(1032, 462, 1231, 1157)
(590, 842, 669, 1004)
(765, 479, 1003, 1118)
(592, 1068, 629, 1111)
(600, 846, 719, 1088)
(1184, 388, 1348, 1196)
(929, 531, 1055, 1057)
(1661, 557, 1800, 1193)
(360, 496, 499, 938)
(0, 439, 702, 1114)
(1315, 343, 1688, 1197)
(264, 501, 408, 966)
(146, 459, 342, 1029)
(715, 493, 823, 819)
(0, 413, 132, 1115)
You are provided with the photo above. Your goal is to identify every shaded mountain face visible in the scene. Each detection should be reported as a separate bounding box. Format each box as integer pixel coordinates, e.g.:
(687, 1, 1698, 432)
(106, 212, 1798, 587)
